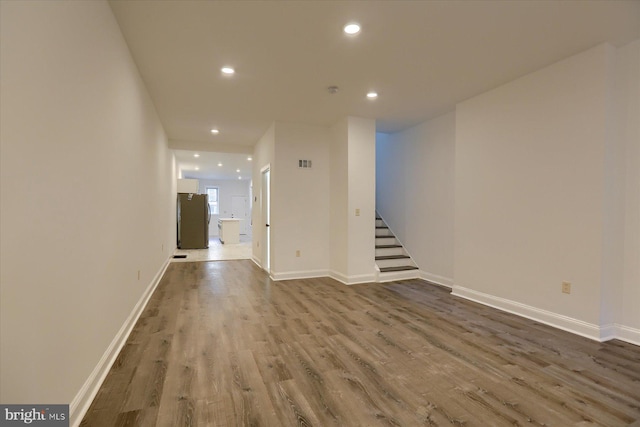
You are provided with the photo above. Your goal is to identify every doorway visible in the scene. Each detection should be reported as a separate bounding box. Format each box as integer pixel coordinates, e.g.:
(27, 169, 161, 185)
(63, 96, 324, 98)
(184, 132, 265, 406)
(231, 196, 250, 235)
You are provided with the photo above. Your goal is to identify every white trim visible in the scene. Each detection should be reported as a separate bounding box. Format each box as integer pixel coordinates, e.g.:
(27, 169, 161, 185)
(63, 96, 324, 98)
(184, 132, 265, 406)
(613, 324, 640, 346)
(599, 323, 617, 342)
(330, 270, 377, 285)
(377, 269, 420, 283)
(251, 255, 262, 268)
(452, 285, 603, 341)
(271, 269, 330, 281)
(69, 255, 172, 427)
(419, 271, 453, 288)
(450, 285, 640, 347)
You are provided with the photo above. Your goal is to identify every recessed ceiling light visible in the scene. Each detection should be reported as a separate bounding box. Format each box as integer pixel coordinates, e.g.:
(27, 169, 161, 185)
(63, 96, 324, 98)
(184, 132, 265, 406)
(344, 23, 361, 35)
(195, 167, 200, 170)
(218, 162, 223, 167)
(247, 157, 252, 161)
(236, 169, 241, 173)
(221, 67, 235, 75)
(366, 91, 378, 99)
(194, 153, 200, 158)
(238, 176, 242, 180)
(210, 128, 219, 134)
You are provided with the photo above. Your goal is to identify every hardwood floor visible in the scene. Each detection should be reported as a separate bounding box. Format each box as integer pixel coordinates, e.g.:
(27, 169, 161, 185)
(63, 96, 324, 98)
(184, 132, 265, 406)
(81, 260, 640, 426)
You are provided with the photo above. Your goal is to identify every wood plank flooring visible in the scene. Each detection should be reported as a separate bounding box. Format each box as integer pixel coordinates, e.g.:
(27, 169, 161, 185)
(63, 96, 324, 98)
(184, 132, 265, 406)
(81, 260, 640, 426)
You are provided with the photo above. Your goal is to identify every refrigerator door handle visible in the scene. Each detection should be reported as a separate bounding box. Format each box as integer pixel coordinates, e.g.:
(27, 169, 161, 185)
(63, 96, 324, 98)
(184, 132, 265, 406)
(207, 202, 211, 224)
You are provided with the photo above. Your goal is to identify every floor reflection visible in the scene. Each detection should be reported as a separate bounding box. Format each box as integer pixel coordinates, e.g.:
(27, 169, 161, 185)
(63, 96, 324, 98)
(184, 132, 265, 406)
(172, 234, 252, 262)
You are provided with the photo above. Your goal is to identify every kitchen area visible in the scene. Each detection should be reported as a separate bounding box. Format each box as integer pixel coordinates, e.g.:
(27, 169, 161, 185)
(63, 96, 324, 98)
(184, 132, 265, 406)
(174, 168, 252, 262)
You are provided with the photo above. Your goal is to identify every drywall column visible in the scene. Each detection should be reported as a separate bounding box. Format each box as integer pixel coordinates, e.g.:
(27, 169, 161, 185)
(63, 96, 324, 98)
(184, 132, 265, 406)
(330, 119, 349, 278)
(331, 117, 376, 284)
(270, 122, 331, 279)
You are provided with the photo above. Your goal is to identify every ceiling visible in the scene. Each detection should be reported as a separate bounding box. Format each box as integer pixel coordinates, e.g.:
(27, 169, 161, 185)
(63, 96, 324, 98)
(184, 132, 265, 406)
(109, 0, 640, 178)
(175, 150, 253, 181)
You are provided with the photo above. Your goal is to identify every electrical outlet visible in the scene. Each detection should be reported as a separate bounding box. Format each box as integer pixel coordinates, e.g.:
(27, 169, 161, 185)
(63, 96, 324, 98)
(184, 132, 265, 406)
(296, 250, 301, 257)
(562, 281, 571, 294)
(355, 208, 360, 216)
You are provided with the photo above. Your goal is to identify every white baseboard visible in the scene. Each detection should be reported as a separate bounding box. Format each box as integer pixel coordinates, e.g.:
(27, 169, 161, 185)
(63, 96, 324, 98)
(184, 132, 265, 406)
(271, 269, 330, 281)
(452, 286, 640, 347)
(69, 255, 172, 427)
(251, 255, 262, 268)
(613, 324, 640, 346)
(330, 270, 377, 285)
(264, 268, 377, 285)
(419, 271, 453, 288)
(452, 285, 603, 341)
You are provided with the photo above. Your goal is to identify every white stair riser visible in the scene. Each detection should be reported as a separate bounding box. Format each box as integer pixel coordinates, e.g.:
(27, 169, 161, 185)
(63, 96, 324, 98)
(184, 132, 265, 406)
(375, 236, 397, 245)
(377, 269, 421, 282)
(375, 228, 394, 237)
(375, 219, 385, 227)
(376, 258, 417, 269)
(375, 247, 405, 257)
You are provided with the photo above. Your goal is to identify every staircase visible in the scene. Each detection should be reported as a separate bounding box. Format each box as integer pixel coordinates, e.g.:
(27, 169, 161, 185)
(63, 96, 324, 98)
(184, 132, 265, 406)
(375, 214, 420, 282)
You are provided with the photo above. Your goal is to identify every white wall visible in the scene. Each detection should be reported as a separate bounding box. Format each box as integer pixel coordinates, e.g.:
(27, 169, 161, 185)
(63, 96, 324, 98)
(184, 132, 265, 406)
(329, 117, 376, 283)
(251, 118, 376, 284)
(271, 122, 331, 278)
(195, 179, 251, 236)
(0, 0, 175, 414)
(376, 112, 455, 286)
(617, 40, 640, 336)
(454, 43, 622, 338)
(251, 123, 275, 266)
(375, 42, 639, 344)
(346, 117, 377, 280)
(330, 118, 349, 276)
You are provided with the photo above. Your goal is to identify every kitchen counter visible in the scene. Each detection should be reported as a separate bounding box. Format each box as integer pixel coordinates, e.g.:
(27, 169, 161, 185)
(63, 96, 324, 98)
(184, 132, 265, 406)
(218, 218, 241, 244)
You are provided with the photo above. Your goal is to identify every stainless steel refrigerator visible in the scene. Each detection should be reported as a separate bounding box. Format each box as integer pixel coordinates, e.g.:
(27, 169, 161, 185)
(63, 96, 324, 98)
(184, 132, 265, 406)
(177, 193, 210, 249)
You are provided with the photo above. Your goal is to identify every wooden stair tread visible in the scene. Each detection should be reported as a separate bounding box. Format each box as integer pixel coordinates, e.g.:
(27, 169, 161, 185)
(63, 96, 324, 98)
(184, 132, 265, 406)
(376, 244, 403, 248)
(375, 226, 388, 229)
(379, 266, 419, 272)
(376, 255, 410, 260)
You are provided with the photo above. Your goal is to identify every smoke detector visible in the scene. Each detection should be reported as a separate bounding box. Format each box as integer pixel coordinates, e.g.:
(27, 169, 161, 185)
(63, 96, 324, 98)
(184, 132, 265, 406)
(327, 86, 339, 94)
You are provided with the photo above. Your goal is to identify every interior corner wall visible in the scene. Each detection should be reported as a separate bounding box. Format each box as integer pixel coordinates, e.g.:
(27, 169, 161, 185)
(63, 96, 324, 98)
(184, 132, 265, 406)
(270, 122, 331, 278)
(375, 113, 455, 286)
(251, 123, 275, 266)
(454, 44, 612, 331)
(618, 40, 640, 336)
(0, 0, 175, 407)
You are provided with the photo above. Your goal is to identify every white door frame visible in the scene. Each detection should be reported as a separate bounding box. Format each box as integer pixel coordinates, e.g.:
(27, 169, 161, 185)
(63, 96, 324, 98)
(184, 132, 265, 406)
(261, 165, 271, 273)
